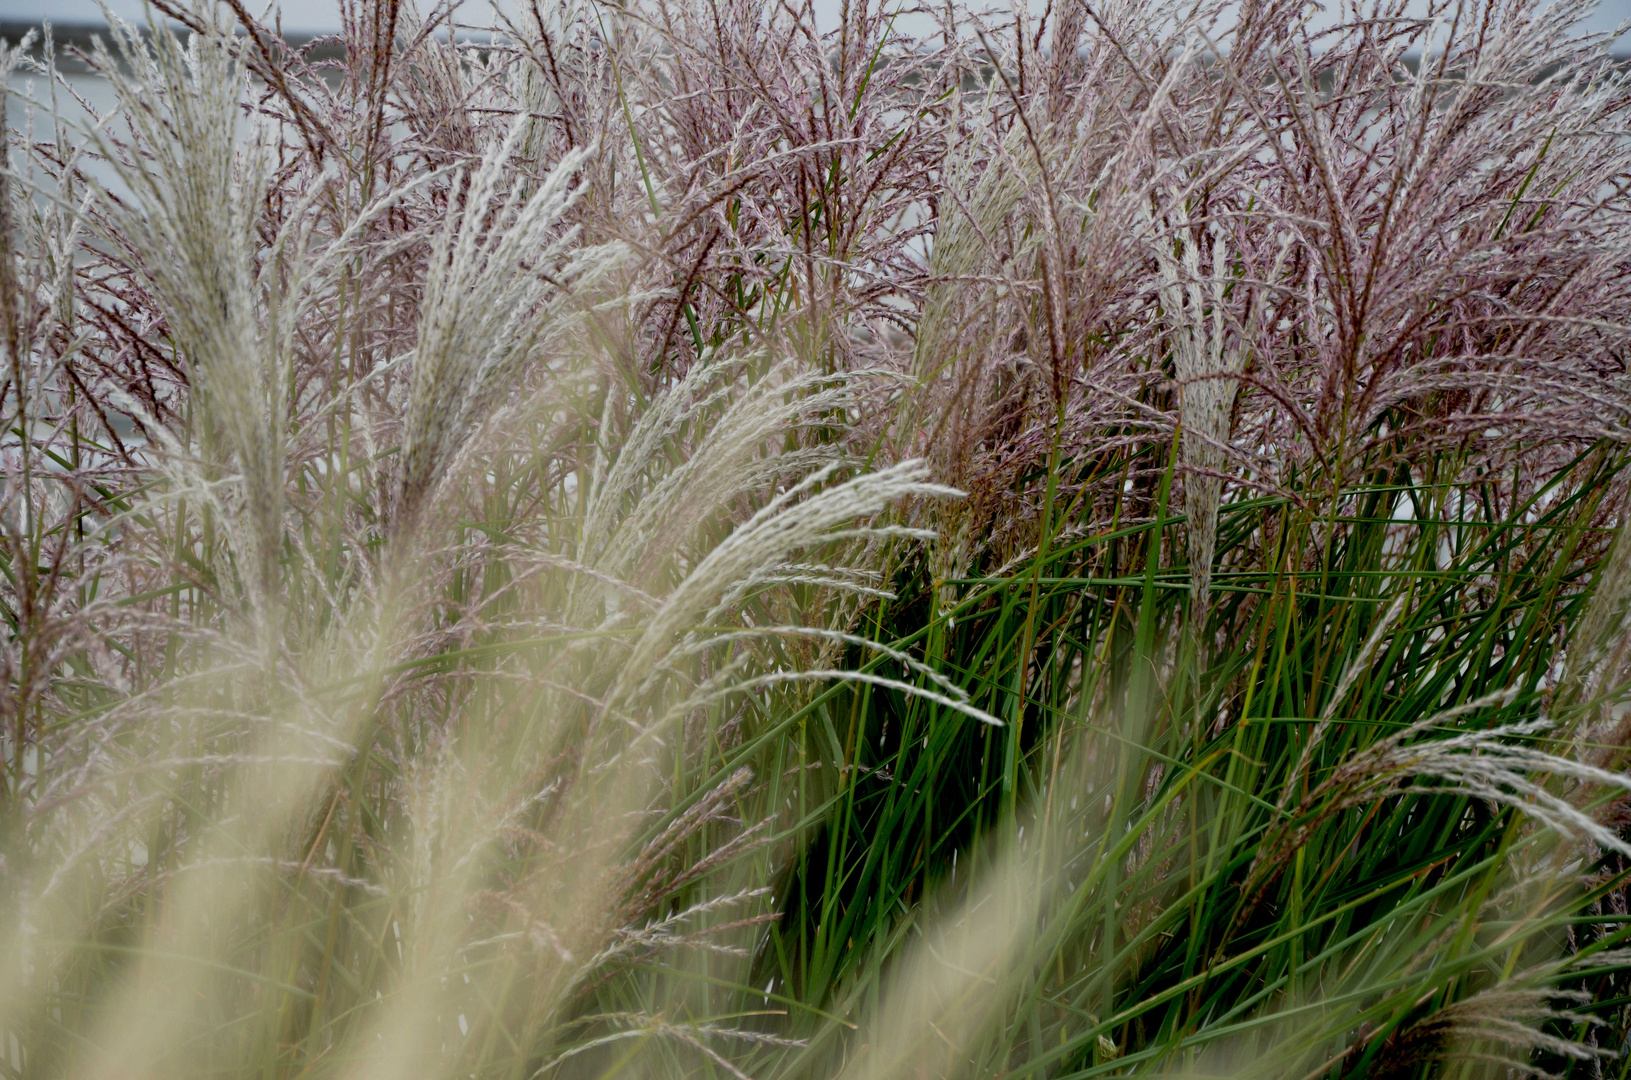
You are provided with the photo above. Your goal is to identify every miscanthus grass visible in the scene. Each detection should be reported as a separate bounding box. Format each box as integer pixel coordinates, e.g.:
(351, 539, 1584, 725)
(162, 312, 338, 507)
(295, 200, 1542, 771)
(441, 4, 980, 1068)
(4, 0, 1631, 1076)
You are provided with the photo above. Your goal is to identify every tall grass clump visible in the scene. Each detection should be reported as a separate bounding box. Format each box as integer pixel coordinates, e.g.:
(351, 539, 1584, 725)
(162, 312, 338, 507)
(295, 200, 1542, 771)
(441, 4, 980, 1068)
(4, 0, 1631, 1076)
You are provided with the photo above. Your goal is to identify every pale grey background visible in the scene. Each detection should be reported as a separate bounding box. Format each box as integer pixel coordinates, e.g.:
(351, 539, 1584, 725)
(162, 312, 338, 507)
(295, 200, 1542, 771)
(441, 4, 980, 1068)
(6, 0, 1629, 42)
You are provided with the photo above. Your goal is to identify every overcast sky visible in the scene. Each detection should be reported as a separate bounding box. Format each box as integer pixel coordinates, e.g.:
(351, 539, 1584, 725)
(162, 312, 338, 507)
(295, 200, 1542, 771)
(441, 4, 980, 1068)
(4, 0, 1627, 43)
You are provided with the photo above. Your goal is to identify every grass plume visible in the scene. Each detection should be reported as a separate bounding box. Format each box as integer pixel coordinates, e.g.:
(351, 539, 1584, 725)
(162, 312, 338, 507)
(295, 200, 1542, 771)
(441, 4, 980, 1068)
(3, 0, 1631, 1076)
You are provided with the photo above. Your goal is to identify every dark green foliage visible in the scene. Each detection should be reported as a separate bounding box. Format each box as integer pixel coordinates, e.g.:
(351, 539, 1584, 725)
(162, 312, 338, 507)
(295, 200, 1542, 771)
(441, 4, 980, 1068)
(597, 443, 1631, 1079)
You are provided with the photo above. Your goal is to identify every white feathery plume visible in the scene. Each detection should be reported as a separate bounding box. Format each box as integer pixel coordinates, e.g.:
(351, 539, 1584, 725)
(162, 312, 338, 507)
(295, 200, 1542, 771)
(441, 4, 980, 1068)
(82, 14, 285, 623)
(1260, 687, 1631, 890)
(1152, 209, 1242, 620)
(605, 458, 963, 728)
(398, 123, 624, 531)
